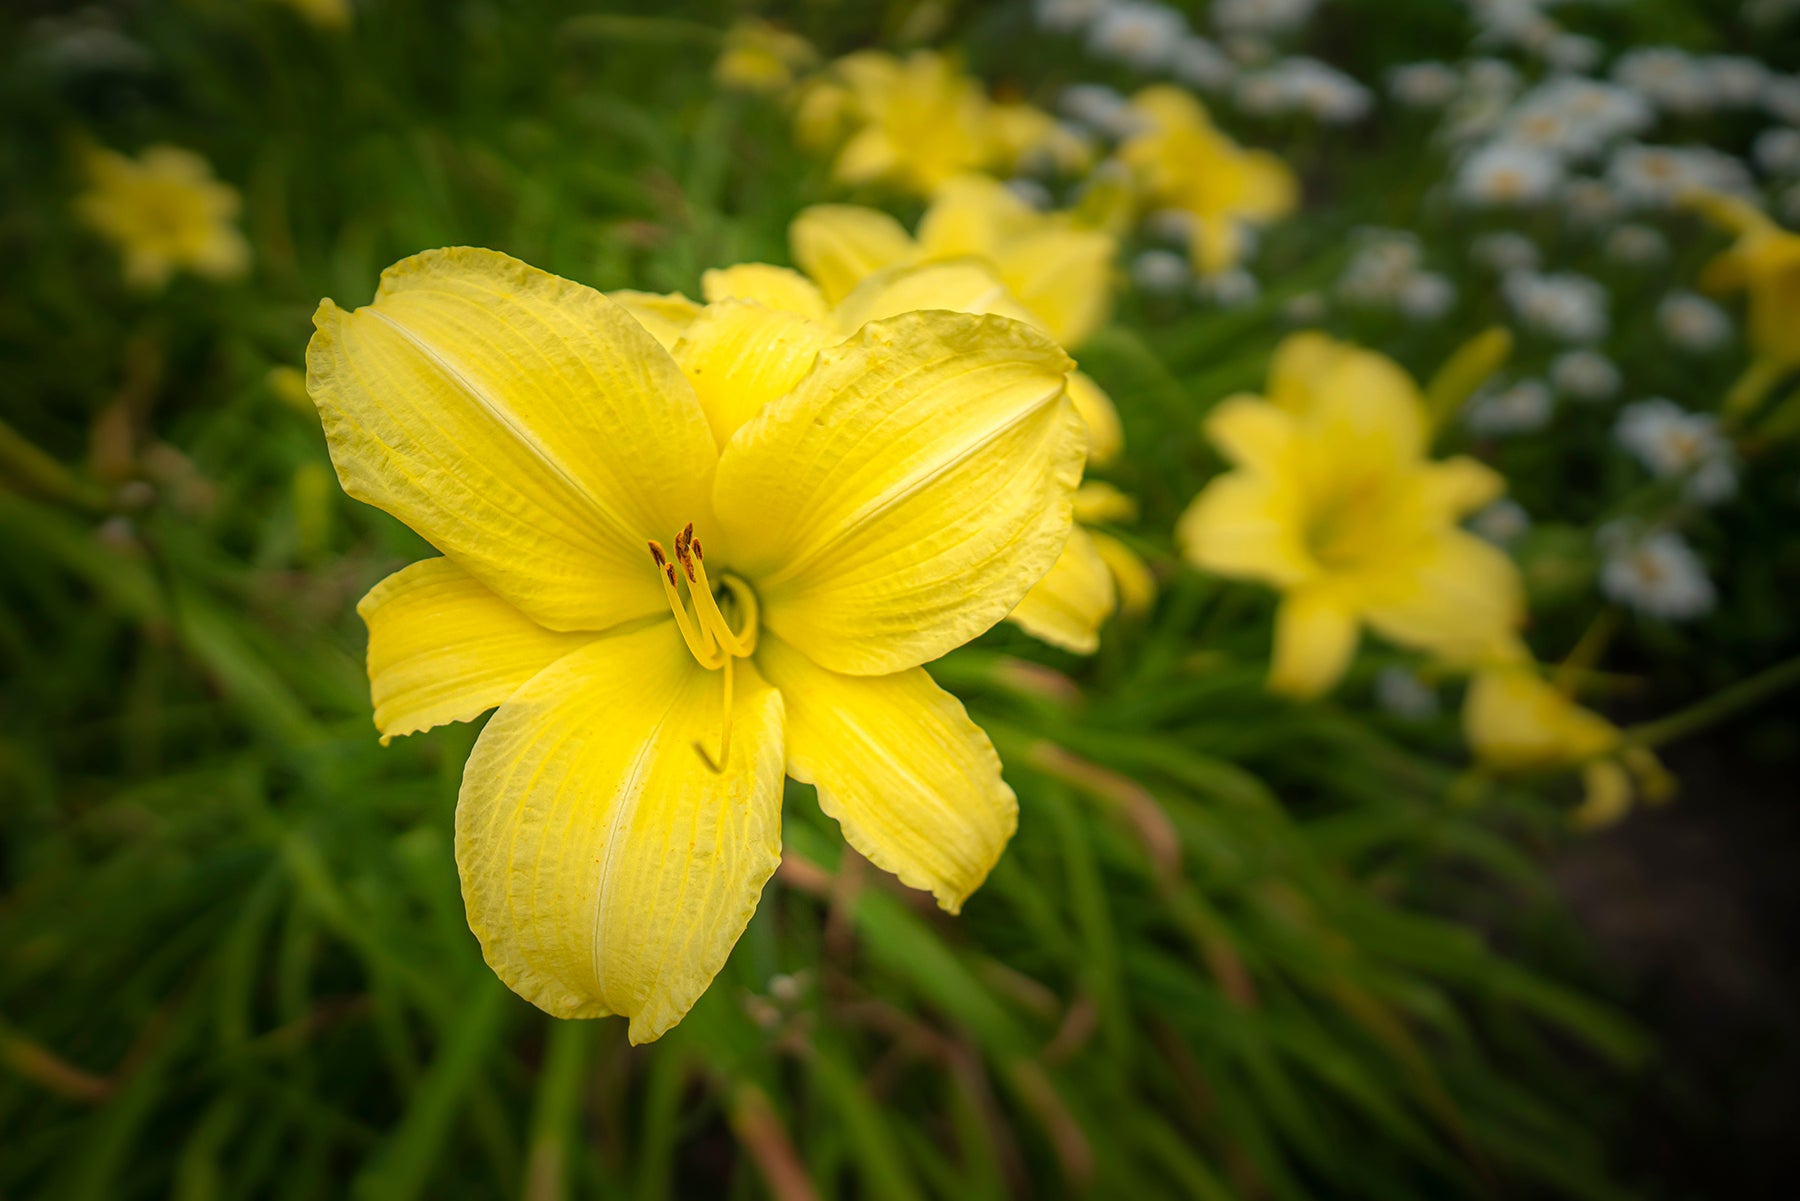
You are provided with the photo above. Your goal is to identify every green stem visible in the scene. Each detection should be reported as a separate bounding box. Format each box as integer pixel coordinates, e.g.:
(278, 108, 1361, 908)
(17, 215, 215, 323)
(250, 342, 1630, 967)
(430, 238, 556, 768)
(0, 417, 109, 512)
(1627, 652, 1800, 748)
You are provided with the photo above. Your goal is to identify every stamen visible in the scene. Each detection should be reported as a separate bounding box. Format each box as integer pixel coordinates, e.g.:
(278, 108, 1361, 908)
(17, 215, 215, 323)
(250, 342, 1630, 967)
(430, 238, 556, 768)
(654, 526, 758, 773)
(650, 541, 722, 668)
(686, 539, 753, 658)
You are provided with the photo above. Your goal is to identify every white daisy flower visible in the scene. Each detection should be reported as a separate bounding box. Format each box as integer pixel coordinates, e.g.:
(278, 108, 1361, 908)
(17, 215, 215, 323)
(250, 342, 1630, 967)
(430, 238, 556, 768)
(1058, 84, 1145, 139)
(1389, 61, 1461, 109)
(1234, 58, 1372, 123)
(1656, 290, 1733, 353)
(1467, 378, 1555, 435)
(1336, 229, 1424, 305)
(1616, 398, 1738, 503)
(1005, 178, 1055, 211)
(1196, 267, 1260, 306)
(1562, 178, 1624, 228)
(1604, 222, 1669, 265)
(1765, 74, 1800, 125)
(1088, 1, 1188, 70)
(1471, 231, 1540, 272)
(1503, 77, 1652, 159)
(1036, 0, 1113, 32)
(1456, 141, 1564, 205)
(1614, 47, 1713, 115)
(1706, 56, 1770, 108)
(1544, 33, 1601, 74)
(1398, 271, 1457, 319)
(1550, 349, 1622, 402)
(1597, 525, 1716, 620)
(1171, 36, 1236, 90)
(1375, 667, 1440, 719)
(1754, 127, 1800, 177)
(1504, 271, 1610, 342)
(1132, 249, 1191, 294)
(1471, 497, 1533, 545)
(1608, 143, 1753, 208)
(1212, 0, 1319, 36)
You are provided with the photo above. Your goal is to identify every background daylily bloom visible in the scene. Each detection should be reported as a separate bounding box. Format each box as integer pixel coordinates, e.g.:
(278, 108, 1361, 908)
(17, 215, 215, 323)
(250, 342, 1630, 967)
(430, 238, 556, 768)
(74, 144, 250, 291)
(791, 175, 1118, 349)
(713, 18, 816, 96)
(1465, 667, 1674, 828)
(794, 51, 1078, 196)
(1693, 192, 1800, 414)
(693, 236, 1147, 654)
(1178, 333, 1525, 698)
(1117, 86, 1299, 276)
(308, 247, 1085, 1041)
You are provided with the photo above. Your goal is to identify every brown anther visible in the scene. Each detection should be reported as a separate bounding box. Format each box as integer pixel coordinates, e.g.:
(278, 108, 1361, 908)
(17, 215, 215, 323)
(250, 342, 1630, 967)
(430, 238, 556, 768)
(664, 564, 679, 587)
(692, 537, 704, 561)
(648, 540, 667, 567)
(674, 523, 700, 582)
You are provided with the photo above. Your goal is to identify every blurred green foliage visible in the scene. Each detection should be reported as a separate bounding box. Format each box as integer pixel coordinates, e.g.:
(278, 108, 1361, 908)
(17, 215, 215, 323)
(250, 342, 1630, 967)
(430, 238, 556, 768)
(7, 0, 1794, 1197)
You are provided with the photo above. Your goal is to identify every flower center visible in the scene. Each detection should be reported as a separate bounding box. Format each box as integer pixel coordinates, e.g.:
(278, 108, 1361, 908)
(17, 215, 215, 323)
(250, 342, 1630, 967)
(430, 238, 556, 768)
(648, 523, 759, 771)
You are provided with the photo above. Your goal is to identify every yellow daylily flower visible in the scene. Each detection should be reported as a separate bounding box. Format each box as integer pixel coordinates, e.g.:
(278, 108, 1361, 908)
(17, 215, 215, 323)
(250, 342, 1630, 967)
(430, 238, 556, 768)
(791, 174, 1118, 349)
(713, 18, 816, 96)
(1693, 192, 1800, 414)
(272, 0, 351, 28)
(74, 144, 249, 291)
(308, 248, 1086, 1040)
(1117, 86, 1299, 275)
(1178, 333, 1524, 699)
(1464, 667, 1674, 829)
(669, 254, 1145, 654)
(800, 50, 1077, 196)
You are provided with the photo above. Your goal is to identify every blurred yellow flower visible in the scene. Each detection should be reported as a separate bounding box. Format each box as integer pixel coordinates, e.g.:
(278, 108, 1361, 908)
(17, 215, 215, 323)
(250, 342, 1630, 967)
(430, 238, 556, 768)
(1694, 192, 1800, 414)
(75, 144, 249, 291)
(1178, 333, 1524, 698)
(273, 0, 351, 29)
(713, 18, 816, 96)
(635, 244, 1148, 654)
(308, 248, 1084, 1040)
(799, 50, 1082, 195)
(792, 174, 1117, 348)
(1464, 667, 1674, 829)
(1118, 86, 1298, 275)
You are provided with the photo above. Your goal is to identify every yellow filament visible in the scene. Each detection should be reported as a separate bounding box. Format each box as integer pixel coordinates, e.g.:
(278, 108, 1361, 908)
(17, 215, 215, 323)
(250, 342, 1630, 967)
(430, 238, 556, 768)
(652, 530, 758, 774)
(654, 555, 724, 669)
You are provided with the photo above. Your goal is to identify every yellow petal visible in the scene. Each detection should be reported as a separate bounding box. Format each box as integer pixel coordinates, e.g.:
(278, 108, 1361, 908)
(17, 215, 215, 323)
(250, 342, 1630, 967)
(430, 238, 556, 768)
(700, 264, 828, 322)
(1203, 395, 1296, 471)
(916, 175, 1036, 257)
(1006, 525, 1118, 654)
(1269, 590, 1359, 698)
(456, 622, 785, 1041)
(1066, 371, 1124, 466)
(1464, 668, 1621, 774)
(1176, 472, 1312, 586)
(1266, 331, 1345, 414)
(993, 226, 1116, 348)
(609, 290, 702, 351)
(789, 204, 918, 303)
(714, 311, 1083, 676)
(672, 301, 828, 448)
(1361, 531, 1524, 666)
(1572, 760, 1633, 830)
(1072, 480, 1137, 525)
(1089, 530, 1157, 616)
(358, 558, 596, 742)
(834, 126, 904, 187)
(307, 248, 718, 632)
(1302, 347, 1428, 470)
(1417, 456, 1506, 519)
(757, 635, 1016, 911)
(829, 259, 1037, 342)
